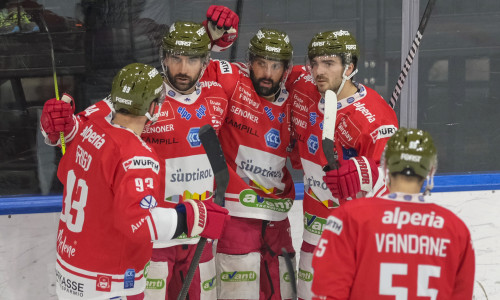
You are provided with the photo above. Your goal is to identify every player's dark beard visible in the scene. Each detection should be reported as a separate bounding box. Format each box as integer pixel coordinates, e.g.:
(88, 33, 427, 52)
(166, 69, 199, 92)
(250, 70, 281, 97)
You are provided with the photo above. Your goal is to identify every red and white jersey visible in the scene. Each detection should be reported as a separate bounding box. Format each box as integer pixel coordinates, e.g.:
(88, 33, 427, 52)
(206, 60, 295, 221)
(139, 62, 229, 247)
(311, 193, 475, 300)
(287, 66, 398, 245)
(60, 62, 230, 248)
(56, 116, 165, 299)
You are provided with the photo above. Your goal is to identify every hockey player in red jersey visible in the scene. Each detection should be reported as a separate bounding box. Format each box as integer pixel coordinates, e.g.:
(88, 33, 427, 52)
(286, 30, 398, 299)
(311, 128, 475, 299)
(204, 28, 296, 299)
(55, 63, 229, 300)
(42, 7, 240, 299)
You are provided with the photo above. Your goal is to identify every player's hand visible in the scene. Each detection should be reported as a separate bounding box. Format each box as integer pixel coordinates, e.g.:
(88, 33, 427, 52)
(203, 5, 239, 51)
(176, 199, 230, 239)
(40, 93, 75, 144)
(323, 156, 379, 200)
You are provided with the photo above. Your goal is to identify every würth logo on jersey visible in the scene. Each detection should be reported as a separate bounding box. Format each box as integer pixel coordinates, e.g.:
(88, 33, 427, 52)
(187, 127, 201, 147)
(370, 125, 397, 143)
(382, 207, 445, 229)
(264, 128, 281, 149)
(80, 125, 106, 149)
(325, 215, 343, 235)
(122, 157, 160, 174)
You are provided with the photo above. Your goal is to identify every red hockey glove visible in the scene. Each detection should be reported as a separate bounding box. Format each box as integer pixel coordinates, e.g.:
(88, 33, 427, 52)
(203, 5, 239, 51)
(323, 156, 379, 200)
(176, 199, 230, 239)
(40, 94, 75, 144)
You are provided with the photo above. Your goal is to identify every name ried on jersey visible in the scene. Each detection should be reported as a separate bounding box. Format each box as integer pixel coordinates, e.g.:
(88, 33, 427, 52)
(76, 145, 92, 171)
(80, 125, 106, 149)
(123, 156, 160, 174)
(226, 118, 259, 137)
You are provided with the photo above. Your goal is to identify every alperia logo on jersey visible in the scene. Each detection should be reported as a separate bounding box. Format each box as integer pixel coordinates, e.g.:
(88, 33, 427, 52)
(220, 271, 257, 282)
(304, 212, 326, 235)
(202, 276, 216, 291)
(297, 268, 313, 282)
(240, 189, 292, 213)
(146, 278, 165, 290)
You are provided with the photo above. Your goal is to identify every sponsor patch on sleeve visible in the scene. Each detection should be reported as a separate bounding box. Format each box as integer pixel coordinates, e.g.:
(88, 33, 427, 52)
(122, 156, 160, 174)
(219, 60, 233, 74)
(370, 125, 397, 143)
(325, 215, 343, 235)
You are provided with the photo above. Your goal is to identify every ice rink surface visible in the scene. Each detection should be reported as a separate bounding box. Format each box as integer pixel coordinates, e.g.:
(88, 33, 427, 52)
(0, 190, 498, 299)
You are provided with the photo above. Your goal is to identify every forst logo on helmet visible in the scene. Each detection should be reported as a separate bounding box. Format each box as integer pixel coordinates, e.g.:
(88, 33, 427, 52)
(264, 128, 281, 149)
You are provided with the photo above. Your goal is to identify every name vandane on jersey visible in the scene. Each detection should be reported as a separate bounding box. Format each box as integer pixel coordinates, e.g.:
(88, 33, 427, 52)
(375, 207, 450, 257)
(170, 168, 213, 183)
(239, 159, 283, 178)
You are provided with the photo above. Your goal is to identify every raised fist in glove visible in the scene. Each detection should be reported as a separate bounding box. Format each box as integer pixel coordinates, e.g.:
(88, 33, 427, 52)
(40, 94, 75, 144)
(176, 199, 230, 240)
(203, 5, 239, 51)
(323, 156, 379, 200)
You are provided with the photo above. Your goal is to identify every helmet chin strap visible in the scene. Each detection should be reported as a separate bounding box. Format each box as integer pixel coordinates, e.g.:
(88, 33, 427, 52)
(336, 65, 358, 96)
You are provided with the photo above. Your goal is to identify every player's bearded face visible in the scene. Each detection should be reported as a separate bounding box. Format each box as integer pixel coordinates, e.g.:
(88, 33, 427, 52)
(250, 57, 285, 97)
(310, 55, 344, 94)
(164, 54, 204, 92)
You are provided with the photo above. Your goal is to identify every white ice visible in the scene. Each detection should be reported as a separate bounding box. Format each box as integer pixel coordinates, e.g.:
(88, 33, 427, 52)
(0, 190, 498, 299)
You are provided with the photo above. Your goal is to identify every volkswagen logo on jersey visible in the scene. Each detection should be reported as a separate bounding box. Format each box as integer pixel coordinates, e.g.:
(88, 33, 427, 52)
(347, 97, 355, 104)
(307, 134, 319, 154)
(319, 120, 323, 130)
(264, 128, 281, 149)
(337, 101, 343, 109)
(187, 127, 201, 147)
(168, 90, 176, 97)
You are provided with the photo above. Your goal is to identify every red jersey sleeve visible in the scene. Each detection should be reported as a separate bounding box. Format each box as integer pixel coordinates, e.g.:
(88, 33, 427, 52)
(107, 147, 162, 243)
(452, 229, 475, 299)
(311, 208, 356, 300)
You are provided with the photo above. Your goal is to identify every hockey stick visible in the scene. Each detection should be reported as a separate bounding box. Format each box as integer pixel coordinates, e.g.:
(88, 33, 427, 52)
(177, 124, 229, 300)
(389, 0, 437, 109)
(322, 90, 339, 171)
(281, 248, 297, 300)
(40, 12, 67, 154)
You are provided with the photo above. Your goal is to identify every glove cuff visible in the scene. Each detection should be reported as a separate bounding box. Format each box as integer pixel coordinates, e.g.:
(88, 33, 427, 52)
(350, 156, 376, 193)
